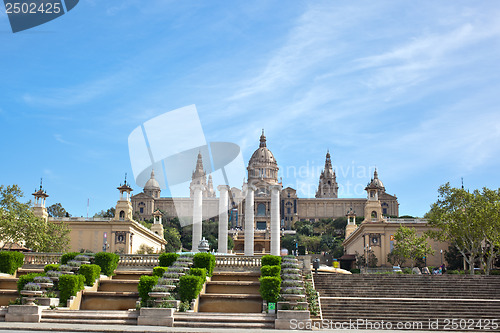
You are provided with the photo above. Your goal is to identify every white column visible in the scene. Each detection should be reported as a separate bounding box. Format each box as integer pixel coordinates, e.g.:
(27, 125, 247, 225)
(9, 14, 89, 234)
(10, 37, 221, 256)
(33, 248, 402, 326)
(191, 184, 204, 252)
(217, 185, 229, 254)
(270, 185, 281, 256)
(244, 184, 256, 256)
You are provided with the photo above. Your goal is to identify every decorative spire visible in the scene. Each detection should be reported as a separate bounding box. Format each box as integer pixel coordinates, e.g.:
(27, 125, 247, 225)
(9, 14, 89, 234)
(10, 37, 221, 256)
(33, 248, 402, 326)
(40, 177, 43, 190)
(124, 173, 128, 186)
(151, 169, 155, 179)
(259, 129, 266, 148)
(374, 168, 378, 179)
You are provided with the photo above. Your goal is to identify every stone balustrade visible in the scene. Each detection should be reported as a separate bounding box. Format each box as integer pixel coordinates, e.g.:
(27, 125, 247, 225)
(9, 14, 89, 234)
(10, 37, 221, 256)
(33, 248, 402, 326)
(215, 256, 261, 268)
(22, 253, 263, 270)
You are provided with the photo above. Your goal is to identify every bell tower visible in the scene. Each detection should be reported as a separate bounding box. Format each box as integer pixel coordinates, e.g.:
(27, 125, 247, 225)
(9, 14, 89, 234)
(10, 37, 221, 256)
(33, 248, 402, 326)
(151, 209, 164, 237)
(345, 208, 357, 238)
(32, 178, 49, 222)
(316, 150, 339, 198)
(114, 174, 134, 221)
(363, 169, 384, 223)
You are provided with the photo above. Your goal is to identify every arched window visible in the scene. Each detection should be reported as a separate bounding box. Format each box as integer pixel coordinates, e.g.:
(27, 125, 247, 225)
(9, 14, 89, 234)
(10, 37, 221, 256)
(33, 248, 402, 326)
(119, 210, 125, 220)
(257, 203, 266, 216)
(371, 211, 377, 221)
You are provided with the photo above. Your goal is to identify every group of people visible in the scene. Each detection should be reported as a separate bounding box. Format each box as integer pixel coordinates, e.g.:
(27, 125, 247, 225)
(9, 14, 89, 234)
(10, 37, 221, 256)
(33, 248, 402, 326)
(421, 264, 446, 275)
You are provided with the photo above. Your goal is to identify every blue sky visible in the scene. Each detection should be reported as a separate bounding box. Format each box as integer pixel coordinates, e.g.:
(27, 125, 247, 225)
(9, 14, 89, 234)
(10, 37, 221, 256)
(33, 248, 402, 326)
(1, 1, 500, 218)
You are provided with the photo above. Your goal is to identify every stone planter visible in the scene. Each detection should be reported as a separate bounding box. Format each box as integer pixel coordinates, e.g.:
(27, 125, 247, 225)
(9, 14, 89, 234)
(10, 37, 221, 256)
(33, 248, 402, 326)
(34, 297, 59, 307)
(138, 307, 174, 326)
(20, 290, 43, 306)
(281, 294, 306, 302)
(148, 291, 171, 305)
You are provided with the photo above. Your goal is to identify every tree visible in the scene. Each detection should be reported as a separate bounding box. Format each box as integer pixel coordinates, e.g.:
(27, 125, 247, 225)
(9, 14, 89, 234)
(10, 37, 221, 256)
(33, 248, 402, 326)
(444, 244, 463, 270)
(392, 225, 434, 267)
(427, 183, 486, 275)
(387, 250, 406, 267)
(0, 184, 70, 252)
(163, 227, 182, 253)
(47, 203, 70, 218)
(475, 188, 500, 275)
(94, 207, 115, 218)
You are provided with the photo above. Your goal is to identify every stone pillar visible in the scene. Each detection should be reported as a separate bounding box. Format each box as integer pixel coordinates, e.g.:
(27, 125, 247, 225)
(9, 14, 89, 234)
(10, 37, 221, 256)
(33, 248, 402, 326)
(217, 185, 230, 254)
(270, 185, 281, 256)
(244, 184, 256, 256)
(191, 184, 204, 252)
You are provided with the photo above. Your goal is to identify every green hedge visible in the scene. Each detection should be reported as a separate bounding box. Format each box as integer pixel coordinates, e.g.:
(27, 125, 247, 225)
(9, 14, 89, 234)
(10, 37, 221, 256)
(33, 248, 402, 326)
(179, 275, 203, 302)
(79, 264, 101, 286)
(189, 268, 207, 282)
(59, 274, 85, 305)
(261, 255, 281, 267)
(17, 272, 44, 292)
(158, 253, 179, 267)
(261, 265, 281, 277)
(138, 275, 159, 306)
(193, 253, 215, 277)
(94, 252, 120, 276)
(259, 276, 281, 303)
(0, 251, 25, 275)
(61, 252, 80, 265)
(152, 266, 169, 277)
(44, 264, 60, 272)
(350, 268, 361, 274)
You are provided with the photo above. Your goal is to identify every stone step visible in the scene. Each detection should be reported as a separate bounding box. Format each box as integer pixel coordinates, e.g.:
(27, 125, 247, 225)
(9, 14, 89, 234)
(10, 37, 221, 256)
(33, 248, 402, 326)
(0, 290, 18, 307)
(211, 271, 260, 282)
(40, 318, 137, 325)
(199, 293, 263, 313)
(41, 309, 139, 319)
(80, 291, 139, 311)
(0, 278, 18, 290)
(112, 271, 151, 280)
(174, 312, 275, 329)
(205, 281, 260, 294)
(98, 279, 139, 292)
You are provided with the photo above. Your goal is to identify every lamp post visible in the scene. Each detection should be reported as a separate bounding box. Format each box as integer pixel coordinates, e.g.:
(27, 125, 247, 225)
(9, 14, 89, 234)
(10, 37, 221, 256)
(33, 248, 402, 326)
(440, 249, 443, 266)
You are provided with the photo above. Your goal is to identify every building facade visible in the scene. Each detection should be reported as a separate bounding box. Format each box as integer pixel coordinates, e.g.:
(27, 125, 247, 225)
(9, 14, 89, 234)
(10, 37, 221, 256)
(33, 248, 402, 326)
(132, 131, 399, 227)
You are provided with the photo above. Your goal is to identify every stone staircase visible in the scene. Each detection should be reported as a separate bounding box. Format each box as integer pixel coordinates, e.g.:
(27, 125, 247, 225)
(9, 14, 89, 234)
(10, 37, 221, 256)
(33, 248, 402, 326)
(315, 274, 500, 331)
(40, 309, 138, 325)
(79, 271, 143, 310)
(0, 277, 18, 307)
(198, 271, 263, 313)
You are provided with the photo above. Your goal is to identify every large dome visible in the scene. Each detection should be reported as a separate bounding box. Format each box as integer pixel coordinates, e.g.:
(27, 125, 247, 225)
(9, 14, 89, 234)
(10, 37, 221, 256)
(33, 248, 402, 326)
(365, 169, 385, 191)
(144, 169, 161, 190)
(247, 130, 279, 184)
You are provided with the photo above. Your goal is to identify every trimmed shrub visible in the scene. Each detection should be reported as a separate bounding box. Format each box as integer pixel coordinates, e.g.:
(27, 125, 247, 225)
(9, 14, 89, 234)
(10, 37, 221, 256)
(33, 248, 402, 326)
(179, 275, 203, 302)
(350, 268, 361, 274)
(259, 276, 281, 303)
(158, 253, 179, 267)
(138, 275, 159, 306)
(61, 252, 80, 265)
(17, 272, 44, 292)
(44, 264, 60, 273)
(94, 252, 120, 276)
(189, 268, 207, 282)
(193, 253, 215, 277)
(0, 251, 24, 275)
(59, 274, 85, 305)
(79, 264, 101, 286)
(261, 265, 281, 277)
(153, 266, 169, 277)
(261, 255, 281, 267)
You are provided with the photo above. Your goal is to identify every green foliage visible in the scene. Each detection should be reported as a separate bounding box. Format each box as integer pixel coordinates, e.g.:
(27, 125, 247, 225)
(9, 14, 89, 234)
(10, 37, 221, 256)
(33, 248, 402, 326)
(444, 244, 463, 270)
(79, 264, 101, 286)
(61, 252, 80, 264)
(392, 225, 434, 267)
(193, 253, 215, 277)
(138, 275, 159, 306)
(350, 268, 360, 274)
(260, 265, 281, 277)
(59, 274, 85, 305)
(93, 207, 115, 218)
(261, 255, 281, 267)
(258, 276, 281, 303)
(163, 228, 182, 253)
(0, 251, 24, 275)
(189, 268, 207, 282)
(44, 264, 60, 272)
(17, 272, 44, 292)
(47, 203, 70, 218)
(152, 266, 169, 277)
(179, 275, 203, 302)
(178, 300, 190, 312)
(94, 252, 120, 276)
(158, 253, 179, 267)
(0, 185, 70, 252)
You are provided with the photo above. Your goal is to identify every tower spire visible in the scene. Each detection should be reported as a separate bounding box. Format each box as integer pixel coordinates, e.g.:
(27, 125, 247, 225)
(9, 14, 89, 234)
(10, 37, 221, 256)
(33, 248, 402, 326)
(259, 129, 267, 148)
